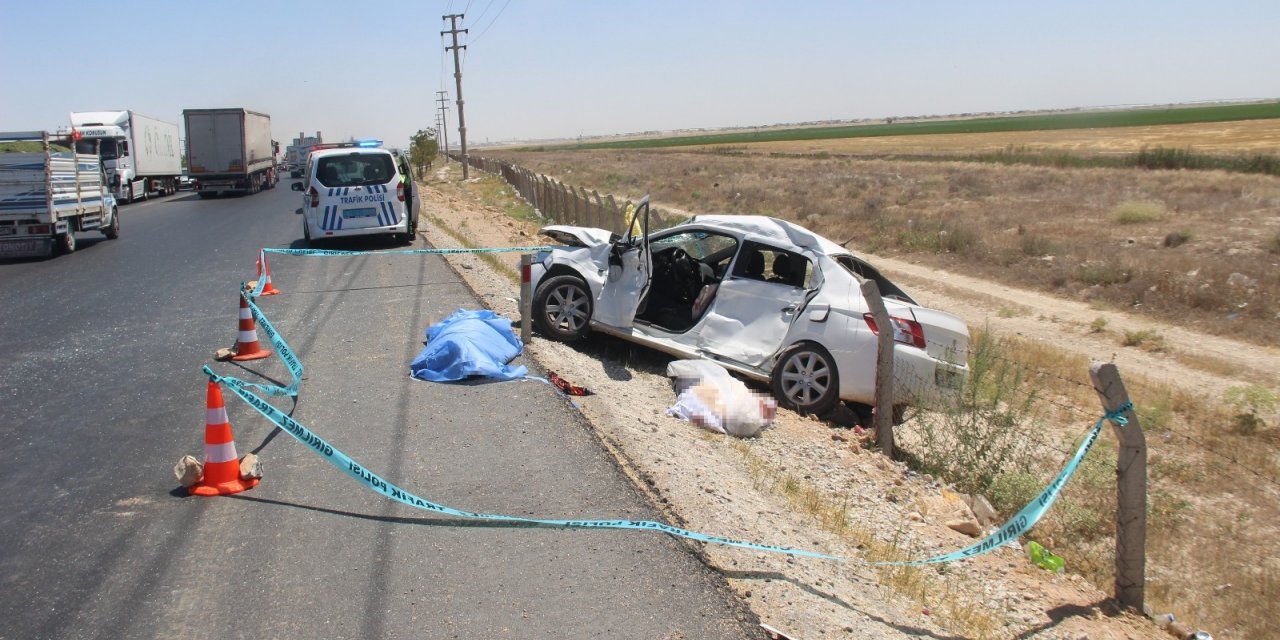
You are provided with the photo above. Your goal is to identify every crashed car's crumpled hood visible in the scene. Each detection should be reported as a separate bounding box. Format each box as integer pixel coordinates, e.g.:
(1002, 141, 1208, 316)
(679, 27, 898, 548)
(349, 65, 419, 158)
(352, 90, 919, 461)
(539, 225, 615, 248)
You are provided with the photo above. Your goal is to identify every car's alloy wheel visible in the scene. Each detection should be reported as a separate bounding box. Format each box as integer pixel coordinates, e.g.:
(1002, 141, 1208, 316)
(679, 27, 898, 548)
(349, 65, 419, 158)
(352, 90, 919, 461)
(771, 342, 840, 416)
(532, 275, 592, 341)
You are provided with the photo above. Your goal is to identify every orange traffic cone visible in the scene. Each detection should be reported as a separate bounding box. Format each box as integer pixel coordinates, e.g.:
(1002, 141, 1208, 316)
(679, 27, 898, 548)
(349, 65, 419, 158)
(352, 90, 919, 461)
(255, 250, 280, 296)
(190, 381, 259, 496)
(214, 290, 272, 362)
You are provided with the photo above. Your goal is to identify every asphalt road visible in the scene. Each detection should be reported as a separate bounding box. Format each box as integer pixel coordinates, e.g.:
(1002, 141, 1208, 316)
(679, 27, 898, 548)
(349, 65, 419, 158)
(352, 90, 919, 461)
(0, 186, 761, 639)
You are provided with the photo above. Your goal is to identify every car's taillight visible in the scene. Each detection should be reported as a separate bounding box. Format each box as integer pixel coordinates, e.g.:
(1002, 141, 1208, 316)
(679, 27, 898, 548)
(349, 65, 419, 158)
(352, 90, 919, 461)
(396, 181, 404, 202)
(30, 224, 51, 235)
(309, 186, 319, 208)
(863, 313, 926, 349)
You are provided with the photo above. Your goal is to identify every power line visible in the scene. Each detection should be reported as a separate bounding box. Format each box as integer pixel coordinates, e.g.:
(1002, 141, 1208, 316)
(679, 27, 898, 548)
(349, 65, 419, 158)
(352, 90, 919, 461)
(469, 0, 495, 26)
(468, 0, 511, 44)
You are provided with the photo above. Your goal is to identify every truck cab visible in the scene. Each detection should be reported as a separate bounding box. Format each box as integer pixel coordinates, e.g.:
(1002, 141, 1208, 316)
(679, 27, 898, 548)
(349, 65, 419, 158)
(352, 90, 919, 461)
(69, 110, 181, 202)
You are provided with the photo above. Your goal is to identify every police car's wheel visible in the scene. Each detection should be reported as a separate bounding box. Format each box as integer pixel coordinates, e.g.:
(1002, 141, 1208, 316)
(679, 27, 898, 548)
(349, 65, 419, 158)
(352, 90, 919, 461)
(398, 217, 417, 245)
(532, 275, 592, 342)
(771, 342, 841, 416)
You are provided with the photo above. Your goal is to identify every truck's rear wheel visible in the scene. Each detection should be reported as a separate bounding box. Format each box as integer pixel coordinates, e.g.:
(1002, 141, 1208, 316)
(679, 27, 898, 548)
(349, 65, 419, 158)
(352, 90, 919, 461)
(56, 231, 76, 255)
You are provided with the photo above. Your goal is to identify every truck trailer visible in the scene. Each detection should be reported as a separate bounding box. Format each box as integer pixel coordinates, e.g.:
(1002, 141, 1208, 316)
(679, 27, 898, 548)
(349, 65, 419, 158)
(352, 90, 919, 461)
(183, 108, 277, 197)
(68, 110, 182, 203)
(0, 131, 120, 258)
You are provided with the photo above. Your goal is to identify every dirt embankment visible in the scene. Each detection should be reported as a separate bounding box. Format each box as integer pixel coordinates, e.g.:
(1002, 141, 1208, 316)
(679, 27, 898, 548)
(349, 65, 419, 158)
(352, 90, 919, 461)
(417, 165, 1170, 640)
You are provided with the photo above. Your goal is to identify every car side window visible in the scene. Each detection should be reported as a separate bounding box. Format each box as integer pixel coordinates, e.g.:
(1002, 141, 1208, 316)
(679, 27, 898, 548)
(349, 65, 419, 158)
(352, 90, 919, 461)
(732, 241, 810, 288)
(836, 255, 915, 303)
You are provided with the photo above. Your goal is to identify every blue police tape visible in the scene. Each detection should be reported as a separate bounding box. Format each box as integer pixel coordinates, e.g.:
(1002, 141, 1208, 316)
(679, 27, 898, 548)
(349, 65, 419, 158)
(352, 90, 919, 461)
(878, 401, 1131, 565)
(263, 246, 551, 258)
(202, 368, 841, 561)
(203, 357, 1132, 564)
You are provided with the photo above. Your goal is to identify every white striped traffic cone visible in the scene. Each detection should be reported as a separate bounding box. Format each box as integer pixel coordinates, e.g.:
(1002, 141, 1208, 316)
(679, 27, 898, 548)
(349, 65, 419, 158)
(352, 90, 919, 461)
(189, 381, 259, 496)
(214, 290, 272, 362)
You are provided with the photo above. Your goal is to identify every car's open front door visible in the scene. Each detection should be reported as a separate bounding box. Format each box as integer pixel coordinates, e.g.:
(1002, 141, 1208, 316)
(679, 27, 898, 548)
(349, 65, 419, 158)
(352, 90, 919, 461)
(592, 196, 652, 328)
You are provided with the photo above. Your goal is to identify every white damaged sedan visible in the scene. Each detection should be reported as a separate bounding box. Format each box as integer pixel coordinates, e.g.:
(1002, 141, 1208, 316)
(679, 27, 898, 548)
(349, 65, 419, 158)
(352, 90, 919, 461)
(529, 197, 970, 416)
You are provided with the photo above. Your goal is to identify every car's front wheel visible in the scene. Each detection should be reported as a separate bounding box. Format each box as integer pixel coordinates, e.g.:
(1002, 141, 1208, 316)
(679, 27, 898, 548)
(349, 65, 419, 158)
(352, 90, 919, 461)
(103, 208, 120, 239)
(771, 342, 841, 416)
(532, 274, 593, 342)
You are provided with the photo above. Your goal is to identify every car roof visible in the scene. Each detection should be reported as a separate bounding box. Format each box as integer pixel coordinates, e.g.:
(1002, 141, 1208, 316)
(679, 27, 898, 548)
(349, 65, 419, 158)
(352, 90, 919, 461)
(310, 146, 393, 160)
(677, 214, 853, 258)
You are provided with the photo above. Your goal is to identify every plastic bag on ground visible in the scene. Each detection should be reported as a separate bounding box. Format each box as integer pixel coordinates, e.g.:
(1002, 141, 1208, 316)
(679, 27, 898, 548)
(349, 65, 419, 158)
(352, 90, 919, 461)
(410, 309, 528, 382)
(665, 359, 776, 437)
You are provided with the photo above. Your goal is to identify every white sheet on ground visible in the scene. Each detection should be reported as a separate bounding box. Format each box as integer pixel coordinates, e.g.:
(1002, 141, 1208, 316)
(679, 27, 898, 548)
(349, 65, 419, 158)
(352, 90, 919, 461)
(665, 359, 776, 438)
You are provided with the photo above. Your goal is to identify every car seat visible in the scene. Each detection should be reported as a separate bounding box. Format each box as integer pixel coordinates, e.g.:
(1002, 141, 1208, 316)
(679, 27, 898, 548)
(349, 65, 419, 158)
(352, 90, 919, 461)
(741, 248, 765, 280)
(769, 254, 793, 285)
(320, 165, 339, 184)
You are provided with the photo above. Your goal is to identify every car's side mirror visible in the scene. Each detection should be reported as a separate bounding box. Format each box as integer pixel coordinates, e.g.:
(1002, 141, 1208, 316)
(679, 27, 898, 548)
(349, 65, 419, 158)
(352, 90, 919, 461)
(290, 182, 303, 191)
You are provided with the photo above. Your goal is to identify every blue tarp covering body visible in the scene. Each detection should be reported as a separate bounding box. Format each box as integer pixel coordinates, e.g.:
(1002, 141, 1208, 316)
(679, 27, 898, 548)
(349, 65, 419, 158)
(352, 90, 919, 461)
(410, 309, 527, 382)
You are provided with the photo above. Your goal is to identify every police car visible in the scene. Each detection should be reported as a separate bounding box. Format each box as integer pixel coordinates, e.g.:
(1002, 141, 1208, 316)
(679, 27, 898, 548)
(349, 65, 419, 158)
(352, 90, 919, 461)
(291, 140, 420, 245)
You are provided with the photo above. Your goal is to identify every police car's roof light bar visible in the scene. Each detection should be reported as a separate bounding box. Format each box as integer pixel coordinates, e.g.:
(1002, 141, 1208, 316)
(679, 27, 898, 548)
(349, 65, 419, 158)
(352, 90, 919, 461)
(308, 139, 384, 153)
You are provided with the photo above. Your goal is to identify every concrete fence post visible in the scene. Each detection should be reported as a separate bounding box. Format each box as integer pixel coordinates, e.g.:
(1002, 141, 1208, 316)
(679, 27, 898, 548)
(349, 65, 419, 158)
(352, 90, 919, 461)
(1089, 362, 1147, 612)
(860, 280, 894, 458)
(605, 195, 619, 231)
(555, 181, 568, 221)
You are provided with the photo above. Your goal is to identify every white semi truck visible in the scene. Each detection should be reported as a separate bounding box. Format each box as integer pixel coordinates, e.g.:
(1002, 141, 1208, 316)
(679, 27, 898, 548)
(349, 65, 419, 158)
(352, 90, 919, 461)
(183, 108, 277, 197)
(68, 110, 182, 203)
(0, 131, 120, 258)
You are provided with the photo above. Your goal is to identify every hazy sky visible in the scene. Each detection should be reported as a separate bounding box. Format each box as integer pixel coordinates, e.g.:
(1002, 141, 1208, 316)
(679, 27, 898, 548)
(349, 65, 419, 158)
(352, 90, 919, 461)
(2, 0, 1277, 149)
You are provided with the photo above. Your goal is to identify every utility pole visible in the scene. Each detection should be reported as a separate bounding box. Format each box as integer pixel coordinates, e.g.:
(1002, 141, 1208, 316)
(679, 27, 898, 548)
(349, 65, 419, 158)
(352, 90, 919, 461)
(441, 14, 469, 179)
(435, 90, 451, 160)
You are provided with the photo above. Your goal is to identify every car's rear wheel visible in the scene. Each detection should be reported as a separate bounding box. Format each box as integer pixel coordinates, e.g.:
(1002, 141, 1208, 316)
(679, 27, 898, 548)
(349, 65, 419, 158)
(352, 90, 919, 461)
(532, 274, 592, 342)
(397, 216, 417, 245)
(103, 209, 120, 239)
(771, 342, 841, 416)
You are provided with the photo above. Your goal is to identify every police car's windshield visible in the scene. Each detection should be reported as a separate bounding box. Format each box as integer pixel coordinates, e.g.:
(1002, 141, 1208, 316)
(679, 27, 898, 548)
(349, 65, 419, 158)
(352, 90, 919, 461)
(316, 154, 394, 188)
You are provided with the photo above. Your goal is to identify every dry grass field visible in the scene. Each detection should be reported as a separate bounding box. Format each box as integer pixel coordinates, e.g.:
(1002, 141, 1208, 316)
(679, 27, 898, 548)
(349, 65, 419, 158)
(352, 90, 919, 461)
(474, 120, 1280, 638)
(721, 118, 1280, 155)
(485, 124, 1280, 349)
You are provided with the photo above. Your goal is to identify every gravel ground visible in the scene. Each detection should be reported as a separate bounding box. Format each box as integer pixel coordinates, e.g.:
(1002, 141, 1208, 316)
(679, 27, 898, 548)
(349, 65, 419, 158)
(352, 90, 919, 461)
(417, 165, 1168, 640)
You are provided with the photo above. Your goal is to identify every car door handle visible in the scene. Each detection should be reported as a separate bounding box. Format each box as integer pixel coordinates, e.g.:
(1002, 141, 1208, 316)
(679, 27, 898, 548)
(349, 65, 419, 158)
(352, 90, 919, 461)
(781, 305, 797, 313)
